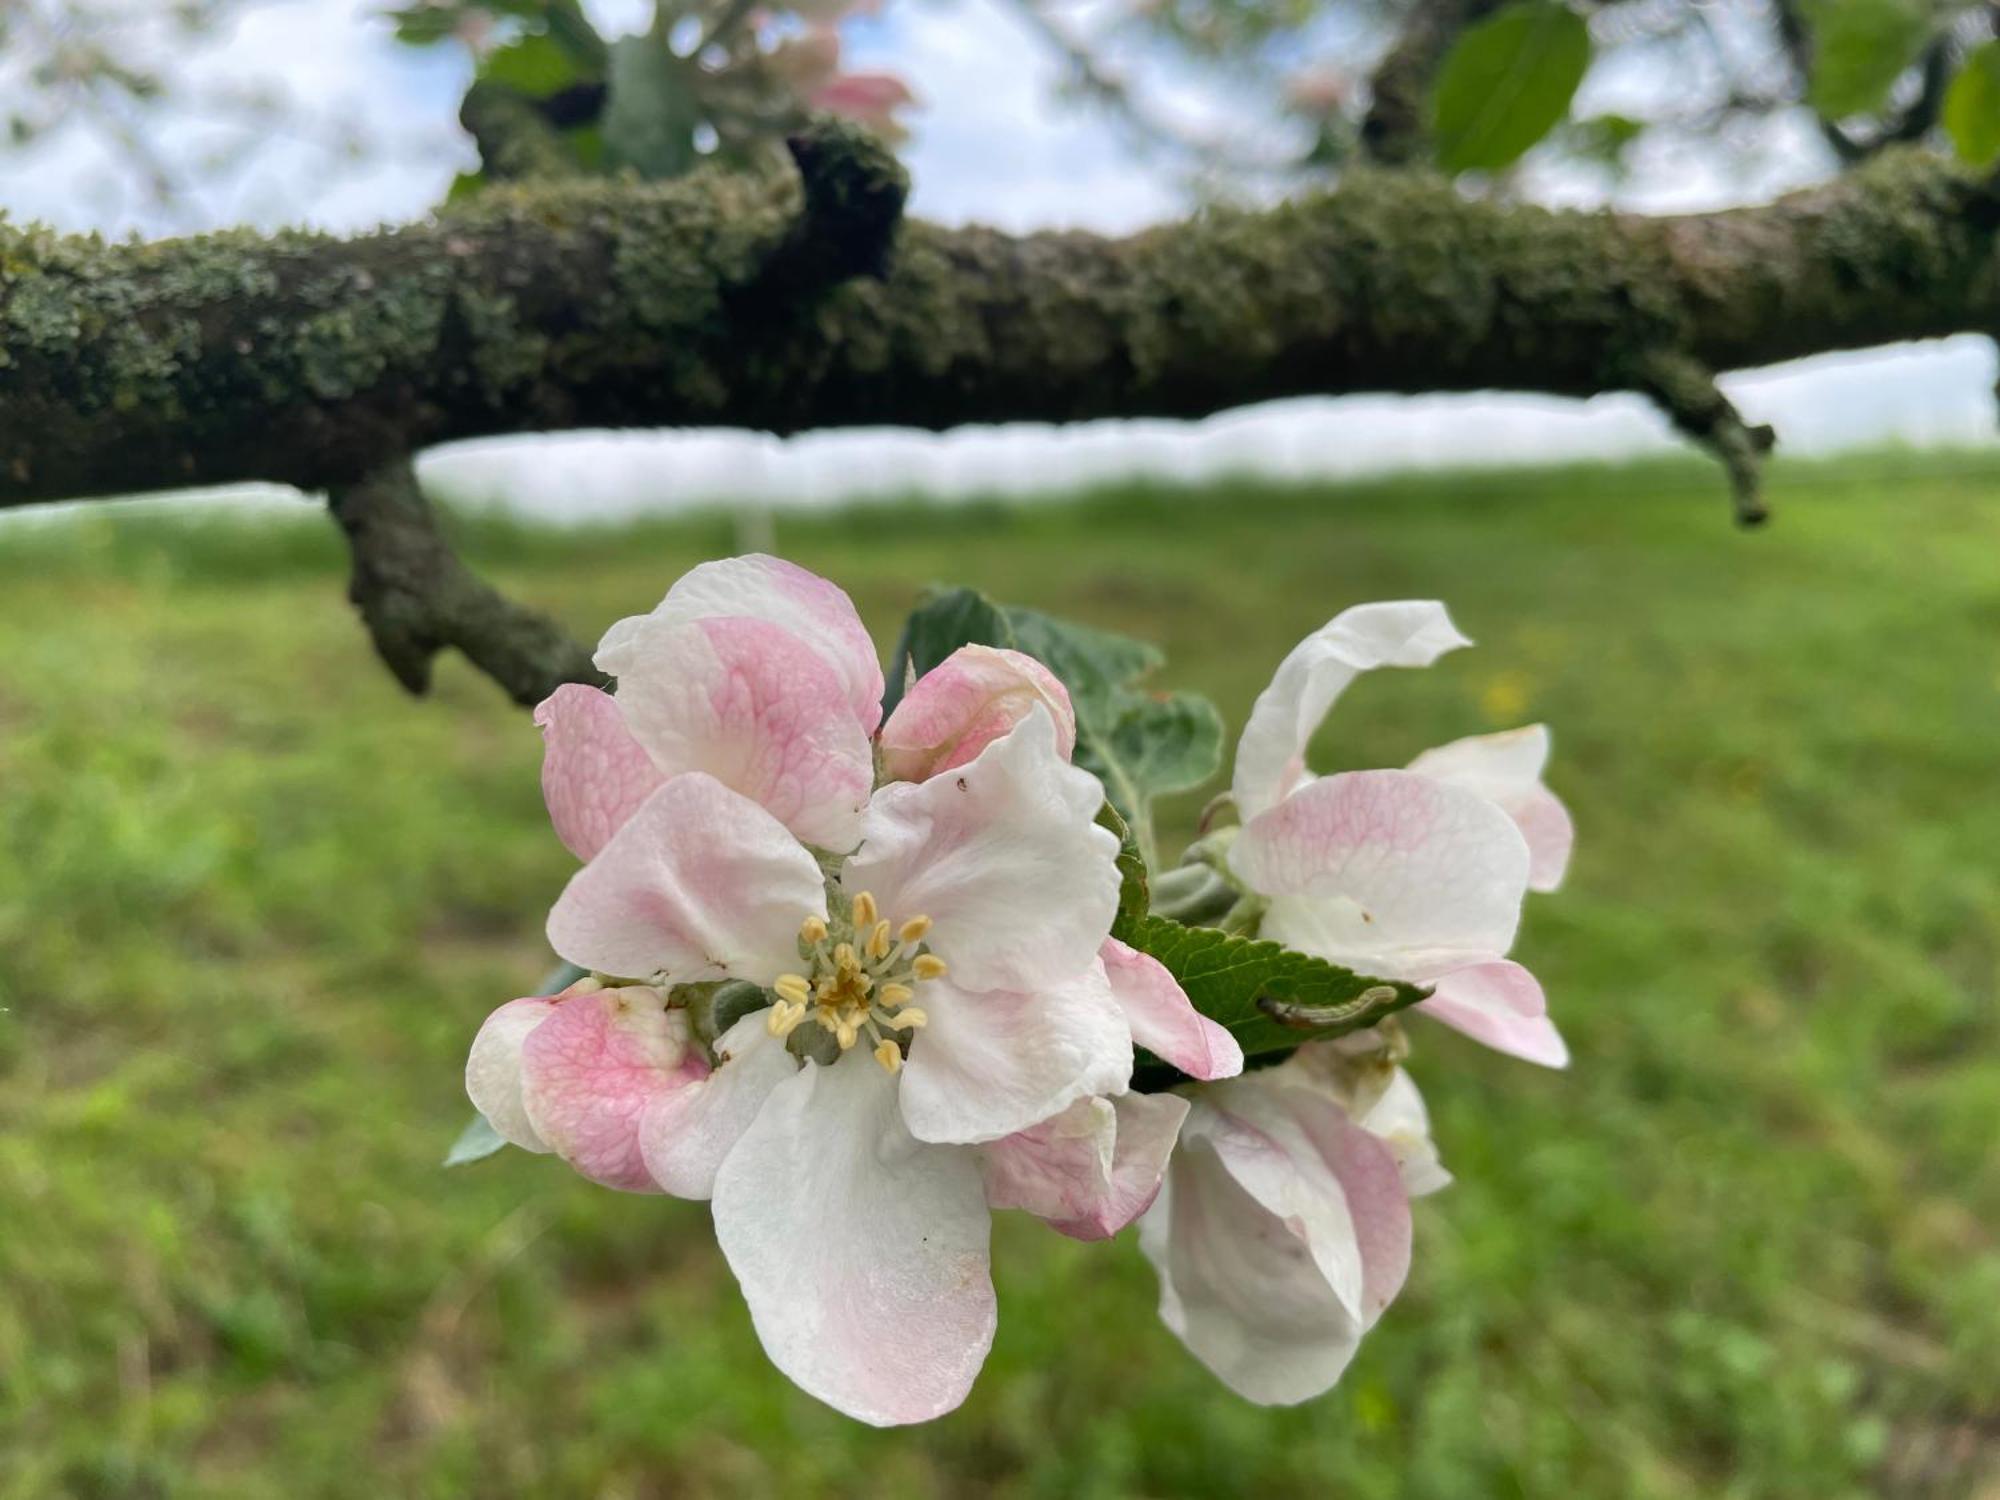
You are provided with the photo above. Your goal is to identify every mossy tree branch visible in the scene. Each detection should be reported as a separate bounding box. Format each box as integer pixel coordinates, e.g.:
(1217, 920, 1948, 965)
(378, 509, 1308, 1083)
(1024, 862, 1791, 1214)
(2, 129, 1998, 524)
(329, 456, 604, 706)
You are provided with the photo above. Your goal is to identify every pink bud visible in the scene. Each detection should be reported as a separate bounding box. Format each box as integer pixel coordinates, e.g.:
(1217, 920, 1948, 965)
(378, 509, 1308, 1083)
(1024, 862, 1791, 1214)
(879, 645, 1077, 782)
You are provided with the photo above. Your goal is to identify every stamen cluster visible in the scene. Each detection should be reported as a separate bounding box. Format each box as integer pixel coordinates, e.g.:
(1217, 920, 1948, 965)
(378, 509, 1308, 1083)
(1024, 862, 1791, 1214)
(767, 891, 944, 1073)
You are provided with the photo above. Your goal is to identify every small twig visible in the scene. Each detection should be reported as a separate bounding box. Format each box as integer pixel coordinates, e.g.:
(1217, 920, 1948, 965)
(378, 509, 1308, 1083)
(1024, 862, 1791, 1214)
(327, 458, 605, 707)
(1631, 350, 1777, 527)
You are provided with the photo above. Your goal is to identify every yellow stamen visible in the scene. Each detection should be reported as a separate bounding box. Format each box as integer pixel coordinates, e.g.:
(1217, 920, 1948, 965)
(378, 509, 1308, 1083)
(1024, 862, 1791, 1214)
(835, 1020, 859, 1050)
(898, 914, 933, 944)
(766, 1000, 806, 1037)
(866, 920, 893, 960)
(833, 942, 859, 972)
(851, 891, 878, 928)
(893, 1007, 928, 1030)
(877, 982, 914, 1007)
(873, 1038, 903, 1074)
(773, 974, 811, 1006)
(800, 915, 828, 944)
(912, 954, 948, 981)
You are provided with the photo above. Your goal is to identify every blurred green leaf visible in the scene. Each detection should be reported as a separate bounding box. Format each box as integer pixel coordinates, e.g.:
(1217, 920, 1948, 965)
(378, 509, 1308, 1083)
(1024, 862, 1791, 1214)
(603, 32, 699, 179)
(1565, 111, 1645, 171)
(1946, 41, 2000, 166)
(1119, 915, 1425, 1073)
(1432, 0, 1591, 174)
(479, 32, 586, 100)
(1800, 0, 1930, 120)
(443, 1113, 508, 1166)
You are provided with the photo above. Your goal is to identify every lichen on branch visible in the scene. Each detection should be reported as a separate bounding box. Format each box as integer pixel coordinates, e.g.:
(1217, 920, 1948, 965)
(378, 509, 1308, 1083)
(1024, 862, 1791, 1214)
(0, 137, 1994, 518)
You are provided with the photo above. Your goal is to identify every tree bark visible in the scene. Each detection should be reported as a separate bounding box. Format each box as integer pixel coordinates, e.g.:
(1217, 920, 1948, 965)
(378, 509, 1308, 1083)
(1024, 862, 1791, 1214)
(1, 126, 1994, 514)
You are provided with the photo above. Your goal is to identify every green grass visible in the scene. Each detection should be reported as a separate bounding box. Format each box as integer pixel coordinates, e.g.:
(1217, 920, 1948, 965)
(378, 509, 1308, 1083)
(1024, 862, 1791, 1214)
(4, 449, 2000, 1499)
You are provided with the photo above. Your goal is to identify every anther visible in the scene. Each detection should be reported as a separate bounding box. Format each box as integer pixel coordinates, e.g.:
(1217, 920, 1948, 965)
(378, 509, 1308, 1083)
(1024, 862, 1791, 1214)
(877, 981, 914, 1007)
(866, 920, 892, 960)
(833, 942, 859, 972)
(800, 914, 828, 945)
(773, 974, 811, 1006)
(912, 954, 948, 981)
(898, 915, 932, 944)
(893, 1007, 928, 1030)
(873, 1038, 903, 1074)
(852, 891, 878, 928)
(766, 1000, 806, 1037)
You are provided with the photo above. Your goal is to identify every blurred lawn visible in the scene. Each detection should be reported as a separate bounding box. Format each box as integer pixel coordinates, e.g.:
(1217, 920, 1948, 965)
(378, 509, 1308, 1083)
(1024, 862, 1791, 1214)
(4, 451, 2000, 1499)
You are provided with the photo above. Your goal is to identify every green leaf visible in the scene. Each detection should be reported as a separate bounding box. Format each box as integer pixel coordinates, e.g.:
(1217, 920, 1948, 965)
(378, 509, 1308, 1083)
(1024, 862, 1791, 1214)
(1432, 1, 1591, 174)
(1120, 914, 1428, 1077)
(443, 1113, 508, 1167)
(885, 589, 1225, 866)
(1098, 800, 1151, 941)
(883, 588, 1013, 714)
(1800, 0, 1930, 120)
(479, 32, 587, 100)
(602, 33, 699, 179)
(1946, 41, 2000, 166)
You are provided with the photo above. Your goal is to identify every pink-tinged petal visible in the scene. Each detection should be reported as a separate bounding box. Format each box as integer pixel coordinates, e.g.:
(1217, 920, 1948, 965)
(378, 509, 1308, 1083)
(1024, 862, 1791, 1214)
(518, 987, 704, 1193)
(465, 995, 561, 1152)
(713, 1055, 994, 1426)
(980, 1091, 1190, 1240)
(810, 72, 916, 126)
(596, 616, 873, 851)
(546, 774, 827, 985)
(878, 645, 1077, 783)
(1138, 1081, 1411, 1405)
(1101, 936, 1243, 1082)
(842, 708, 1119, 994)
(1420, 960, 1569, 1069)
(899, 962, 1133, 1146)
(639, 1012, 799, 1199)
(597, 554, 884, 736)
(1407, 725, 1573, 892)
(534, 685, 666, 861)
(1233, 601, 1470, 820)
(1232, 769, 1530, 983)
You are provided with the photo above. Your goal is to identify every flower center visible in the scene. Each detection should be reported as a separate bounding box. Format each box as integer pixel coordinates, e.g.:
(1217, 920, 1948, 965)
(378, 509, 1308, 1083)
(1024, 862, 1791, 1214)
(767, 890, 945, 1074)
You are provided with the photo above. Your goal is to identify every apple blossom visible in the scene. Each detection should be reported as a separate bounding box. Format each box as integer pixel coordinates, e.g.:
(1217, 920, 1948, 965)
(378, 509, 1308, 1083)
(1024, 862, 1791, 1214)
(468, 555, 1233, 1424)
(1226, 601, 1573, 1067)
(1138, 1039, 1445, 1404)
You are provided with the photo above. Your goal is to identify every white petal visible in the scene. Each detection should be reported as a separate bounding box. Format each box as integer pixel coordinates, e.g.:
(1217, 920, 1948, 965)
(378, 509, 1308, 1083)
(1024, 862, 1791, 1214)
(1233, 601, 1470, 820)
(1419, 959, 1570, 1069)
(1232, 769, 1530, 982)
(638, 1012, 799, 1199)
(840, 708, 1119, 993)
(597, 553, 884, 735)
(1139, 1085, 1411, 1405)
(545, 774, 827, 985)
(712, 1055, 995, 1426)
(599, 615, 873, 851)
(898, 963, 1134, 1145)
(1407, 725, 1574, 892)
(1356, 1069, 1452, 1198)
(465, 996, 559, 1153)
(980, 1091, 1190, 1240)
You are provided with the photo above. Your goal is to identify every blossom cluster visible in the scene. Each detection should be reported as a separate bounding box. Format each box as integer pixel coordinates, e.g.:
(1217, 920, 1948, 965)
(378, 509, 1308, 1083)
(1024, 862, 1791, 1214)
(462, 557, 1570, 1424)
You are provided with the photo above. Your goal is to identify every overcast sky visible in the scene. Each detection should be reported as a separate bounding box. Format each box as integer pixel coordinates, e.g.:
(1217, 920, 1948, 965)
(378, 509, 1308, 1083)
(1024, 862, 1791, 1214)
(10, 0, 1994, 520)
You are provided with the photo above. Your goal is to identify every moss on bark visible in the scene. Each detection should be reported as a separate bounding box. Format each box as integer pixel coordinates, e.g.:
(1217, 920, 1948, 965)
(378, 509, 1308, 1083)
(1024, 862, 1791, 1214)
(0, 138, 1992, 508)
